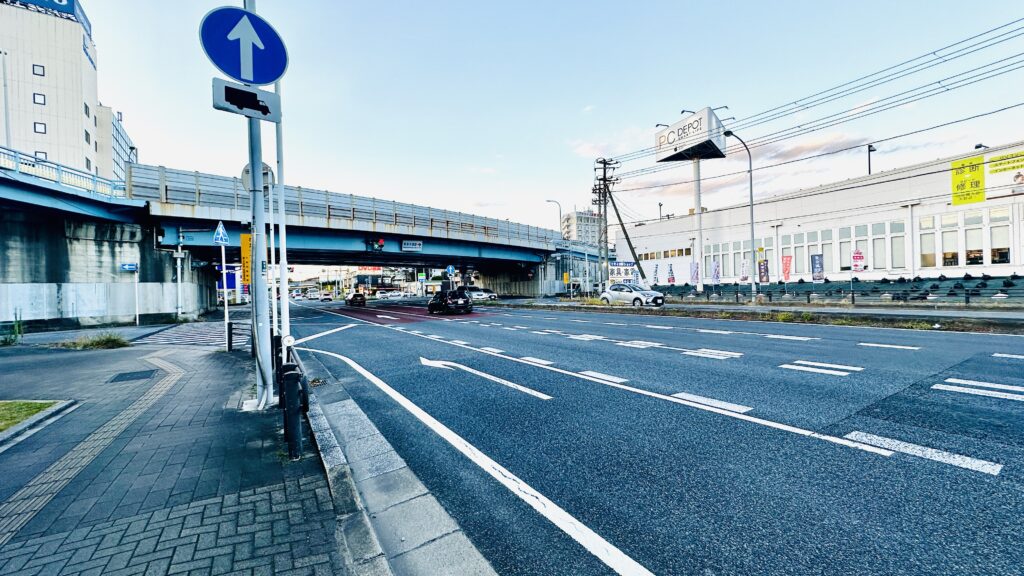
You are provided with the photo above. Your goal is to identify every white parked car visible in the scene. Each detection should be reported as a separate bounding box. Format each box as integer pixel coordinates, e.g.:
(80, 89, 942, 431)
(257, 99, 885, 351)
(599, 283, 665, 307)
(467, 287, 498, 301)
(377, 291, 402, 300)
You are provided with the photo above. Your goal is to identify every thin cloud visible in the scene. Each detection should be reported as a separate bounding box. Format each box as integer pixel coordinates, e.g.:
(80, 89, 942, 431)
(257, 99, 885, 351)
(581, 104, 597, 114)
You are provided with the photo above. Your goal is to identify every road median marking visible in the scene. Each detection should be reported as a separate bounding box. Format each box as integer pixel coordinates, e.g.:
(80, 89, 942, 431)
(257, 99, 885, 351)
(419, 357, 552, 400)
(301, 348, 654, 576)
(844, 431, 1002, 475)
(292, 323, 357, 345)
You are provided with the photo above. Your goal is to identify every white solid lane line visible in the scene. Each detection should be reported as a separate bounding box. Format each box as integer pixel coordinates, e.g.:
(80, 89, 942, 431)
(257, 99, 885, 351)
(604, 322, 628, 326)
(302, 348, 653, 576)
(531, 331, 550, 335)
(764, 334, 817, 341)
(698, 329, 733, 335)
(671, 392, 752, 413)
(450, 340, 469, 346)
(932, 384, 1024, 402)
(779, 364, 850, 376)
(944, 377, 1024, 393)
(301, 305, 894, 457)
(292, 323, 358, 345)
(792, 360, 863, 372)
(480, 347, 504, 354)
(419, 358, 552, 400)
(570, 319, 591, 323)
(844, 431, 1003, 476)
(645, 325, 672, 330)
(993, 353, 1024, 359)
(858, 343, 921, 350)
(579, 371, 628, 384)
(520, 357, 554, 366)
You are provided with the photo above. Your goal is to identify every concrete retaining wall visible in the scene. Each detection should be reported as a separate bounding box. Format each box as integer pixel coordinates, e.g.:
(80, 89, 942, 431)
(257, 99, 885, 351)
(0, 204, 216, 328)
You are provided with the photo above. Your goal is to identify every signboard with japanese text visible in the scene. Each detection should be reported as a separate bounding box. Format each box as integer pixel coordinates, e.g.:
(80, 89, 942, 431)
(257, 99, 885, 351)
(951, 155, 986, 205)
(811, 254, 825, 283)
(781, 255, 793, 282)
(757, 259, 770, 283)
(240, 233, 252, 285)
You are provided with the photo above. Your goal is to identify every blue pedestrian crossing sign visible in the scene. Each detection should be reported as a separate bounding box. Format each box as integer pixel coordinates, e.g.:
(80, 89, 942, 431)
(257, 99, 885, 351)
(213, 221, 230, 245)
(200, 7, 288, 86)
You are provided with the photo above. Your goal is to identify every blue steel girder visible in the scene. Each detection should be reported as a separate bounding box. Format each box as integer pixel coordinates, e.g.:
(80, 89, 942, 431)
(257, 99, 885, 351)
(157, 219, 550, 264)
(0, 174, 145, 223)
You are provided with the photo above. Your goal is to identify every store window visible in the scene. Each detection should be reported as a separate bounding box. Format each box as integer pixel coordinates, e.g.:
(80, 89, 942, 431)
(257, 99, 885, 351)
(33, 122, 46, 134)
(33, 93, 46, 105)
(941, 214, 958, 229)
(839, 227, 851, 240)
(763, 237, 774, 248)
(965, 228, 983, 265)
(795, 246, 806, 273)
(33, 64, 45, 76)
(34, 151, 47, 160)
(964, 211, 983, 226)
(942, 230, 959, 266)
(873, 237, 886, 269)
(920, 233, 936, 268)
(890, 220, 905, 234)
(991, 226, 1010, 264)
(871, 223, 886, 236)
(991, 207, 1010, 223)
(840, 241, 851, 270)
(919, 216, 934, 230)
(781, 235, 791, 246)
(807, 231, 818, 243)
(855, 225, 868, 238)
(891, 236, 906, 269)
(793, 233, 804, 245)
(821, 229, 833, 241)
(821, 243, 833, 272)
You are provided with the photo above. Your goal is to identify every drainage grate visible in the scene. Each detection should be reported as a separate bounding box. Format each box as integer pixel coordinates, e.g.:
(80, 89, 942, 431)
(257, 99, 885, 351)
(109, 370, 157, 383)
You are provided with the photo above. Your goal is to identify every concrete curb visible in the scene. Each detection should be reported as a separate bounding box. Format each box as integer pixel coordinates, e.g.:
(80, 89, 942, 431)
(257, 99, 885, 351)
(0, 400, 76, 447)
(294, 349, 497, 576)
(294, 352, 394, 576)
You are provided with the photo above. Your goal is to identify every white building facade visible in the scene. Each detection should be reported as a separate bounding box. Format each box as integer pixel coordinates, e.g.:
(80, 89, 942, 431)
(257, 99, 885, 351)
(0, 0, 133, 179)
(615, 141, 1024, 285)
(562, 210, 602, 245)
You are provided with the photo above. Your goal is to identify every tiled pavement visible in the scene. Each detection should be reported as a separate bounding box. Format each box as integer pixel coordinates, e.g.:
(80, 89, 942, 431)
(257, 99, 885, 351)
(0, 343, 344, 575)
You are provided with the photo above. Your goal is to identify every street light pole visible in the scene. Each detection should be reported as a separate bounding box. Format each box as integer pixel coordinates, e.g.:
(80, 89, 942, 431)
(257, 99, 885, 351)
(546, 199, 568, 295)
(724, 130, 757, 303)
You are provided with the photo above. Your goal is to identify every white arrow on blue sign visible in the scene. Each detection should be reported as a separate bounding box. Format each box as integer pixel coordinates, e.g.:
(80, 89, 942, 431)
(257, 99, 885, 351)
(200, 7, 288, 86)
(213, 221, 230, 245)
(445, 265, 456, 276)
(120, 263, 138, 272)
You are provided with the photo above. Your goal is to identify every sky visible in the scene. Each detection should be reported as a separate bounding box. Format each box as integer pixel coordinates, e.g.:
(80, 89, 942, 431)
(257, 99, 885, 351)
(84, 1, 1024, 230)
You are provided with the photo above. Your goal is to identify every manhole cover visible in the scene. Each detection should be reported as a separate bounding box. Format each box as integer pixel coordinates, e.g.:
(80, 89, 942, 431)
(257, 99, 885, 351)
(109, 370, 157, 383)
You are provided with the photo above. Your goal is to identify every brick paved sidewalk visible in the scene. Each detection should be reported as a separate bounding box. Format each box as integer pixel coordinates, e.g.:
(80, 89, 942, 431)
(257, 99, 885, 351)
(0, 344, 344, 575)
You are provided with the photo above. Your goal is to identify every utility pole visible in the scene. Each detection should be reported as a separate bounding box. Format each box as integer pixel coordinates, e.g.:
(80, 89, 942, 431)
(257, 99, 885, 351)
(596, 158, 622, 291)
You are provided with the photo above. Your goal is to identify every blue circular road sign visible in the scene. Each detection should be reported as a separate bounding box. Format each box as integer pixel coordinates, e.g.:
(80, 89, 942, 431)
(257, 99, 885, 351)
(200, 7, 288, 86)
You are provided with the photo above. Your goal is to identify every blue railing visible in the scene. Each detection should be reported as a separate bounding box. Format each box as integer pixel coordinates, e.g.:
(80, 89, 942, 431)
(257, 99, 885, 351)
(0, 146, 127, 198)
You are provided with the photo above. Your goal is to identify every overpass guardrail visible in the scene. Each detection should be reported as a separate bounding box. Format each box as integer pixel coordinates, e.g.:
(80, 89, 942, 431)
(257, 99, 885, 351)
(0, 146, 127, 198)
(126, 163, 563, 248)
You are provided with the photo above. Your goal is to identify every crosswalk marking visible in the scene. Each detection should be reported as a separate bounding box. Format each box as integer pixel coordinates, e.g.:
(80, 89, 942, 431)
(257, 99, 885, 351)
(944, 377, 1024, 394)
(134, 321, 251, 351)
(932, 384, 1024, 402)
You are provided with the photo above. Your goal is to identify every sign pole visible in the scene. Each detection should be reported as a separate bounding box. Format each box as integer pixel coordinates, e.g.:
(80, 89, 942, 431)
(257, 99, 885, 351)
(275, 79, 291, 366)
(134, 268, 140, 326)
(221, 243, 230, 350)
(694, 159, 704, 293)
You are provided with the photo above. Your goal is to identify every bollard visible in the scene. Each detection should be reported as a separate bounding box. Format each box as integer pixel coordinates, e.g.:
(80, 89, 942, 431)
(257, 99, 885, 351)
(807, 293, 811, 304)
(283, 370, 303, 460)
(735, 291, 740, 303)
(271, 333, 282, 398)
(965, 293, 970, 305)
(226, 322, 233, 351)
(768, 292, 772, 303)
(705, 291, 710, 301)
(277, 362, 297, 409)
(851, 293, 856, 305)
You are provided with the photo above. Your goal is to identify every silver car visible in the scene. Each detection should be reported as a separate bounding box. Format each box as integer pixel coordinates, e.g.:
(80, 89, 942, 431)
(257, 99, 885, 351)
(599, 283, 664, 307)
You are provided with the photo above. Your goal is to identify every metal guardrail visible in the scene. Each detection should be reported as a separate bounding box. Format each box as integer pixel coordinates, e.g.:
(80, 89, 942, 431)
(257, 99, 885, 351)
(127, 163, 564, 247)
(0, 146, 126, 198)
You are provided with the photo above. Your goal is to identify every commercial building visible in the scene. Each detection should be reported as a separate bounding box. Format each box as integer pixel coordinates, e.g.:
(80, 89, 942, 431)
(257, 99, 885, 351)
(615, 141, 1024, 285)
(562, 210, 602, 245)
(0, 0, 134, 178)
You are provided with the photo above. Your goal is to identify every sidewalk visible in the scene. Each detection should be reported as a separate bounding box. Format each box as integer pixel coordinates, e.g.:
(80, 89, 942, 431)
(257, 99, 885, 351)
(0, 341, 344, 575)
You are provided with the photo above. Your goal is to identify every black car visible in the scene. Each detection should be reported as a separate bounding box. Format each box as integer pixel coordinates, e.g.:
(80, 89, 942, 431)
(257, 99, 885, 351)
(427, 290, 473, 314)
(345, 292, 366, 307)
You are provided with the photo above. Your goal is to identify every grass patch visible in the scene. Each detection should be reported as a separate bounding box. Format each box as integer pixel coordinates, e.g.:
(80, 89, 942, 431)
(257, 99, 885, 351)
(0, 312, 24, 346)
(0, 400, 56, 432)
(57, 332, 130, 350)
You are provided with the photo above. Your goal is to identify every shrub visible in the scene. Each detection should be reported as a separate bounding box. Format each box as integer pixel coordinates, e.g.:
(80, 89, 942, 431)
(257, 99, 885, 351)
(58, 332, 130, 350)
(0, 312, 24, 346)
(776, 312, 795, 322)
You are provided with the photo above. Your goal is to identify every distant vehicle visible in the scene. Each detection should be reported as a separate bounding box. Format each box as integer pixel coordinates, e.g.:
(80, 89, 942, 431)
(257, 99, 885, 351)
(345, 292, 366, 307)
(224, 85, 271, 116)
(377, 291, 403, 300)
(319, 293, 334, 302)
(290, 290, 303, 300)
(306, 289, 320, 300)
(466, 287, 497, 301)
(427, 290, 473, 314)
(599, 283, 664, 307)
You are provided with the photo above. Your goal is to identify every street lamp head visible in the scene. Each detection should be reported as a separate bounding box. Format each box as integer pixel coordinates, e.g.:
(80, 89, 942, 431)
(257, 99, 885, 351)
(868, 144, 877, 152)
(723, 130, 734, 137)
(975, 143, 988, 149)
(680, 109, 695, 115)
(655, 123, 669, 128)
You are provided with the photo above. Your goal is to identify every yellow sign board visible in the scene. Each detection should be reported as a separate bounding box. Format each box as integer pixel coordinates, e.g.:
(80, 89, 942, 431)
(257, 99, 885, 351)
(951, 155, 985, 205)
(240, 233, 252, 285)
(563, 272, 570, 284)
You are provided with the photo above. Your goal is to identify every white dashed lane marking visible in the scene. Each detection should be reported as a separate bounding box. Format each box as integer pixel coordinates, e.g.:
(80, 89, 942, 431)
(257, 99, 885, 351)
(645, 325, 673, 330)
(579, 371, 629, 384)
(993, 353, 1024, 360)
(480, 347, 505, 354)
(844, 431, 1003, 476)
(520, 357, 554, 366)
(671, 392, 752, 414)
(858, 342, 920, 350)
(779, 360, 863, 376)
(683, 349, 744, 360)
(765, 334, 818, 341)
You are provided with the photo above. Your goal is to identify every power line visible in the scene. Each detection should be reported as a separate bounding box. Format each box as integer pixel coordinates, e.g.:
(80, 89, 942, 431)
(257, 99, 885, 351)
(612, 101, 1024, 194)
(609, 18, 1024, 165)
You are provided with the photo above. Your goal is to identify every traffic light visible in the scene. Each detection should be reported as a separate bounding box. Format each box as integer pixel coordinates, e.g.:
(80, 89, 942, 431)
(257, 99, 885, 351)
(367, 238, 385, 252)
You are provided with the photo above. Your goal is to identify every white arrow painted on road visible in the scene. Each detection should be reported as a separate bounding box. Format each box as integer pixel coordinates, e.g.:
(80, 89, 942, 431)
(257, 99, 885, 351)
(227, 15, 264, 82)
(376, 315, 399, 320)
(419, 357, 552, 400)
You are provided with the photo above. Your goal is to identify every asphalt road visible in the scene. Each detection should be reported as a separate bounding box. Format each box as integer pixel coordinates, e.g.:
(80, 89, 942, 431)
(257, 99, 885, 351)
(289, 298, 1024, 575)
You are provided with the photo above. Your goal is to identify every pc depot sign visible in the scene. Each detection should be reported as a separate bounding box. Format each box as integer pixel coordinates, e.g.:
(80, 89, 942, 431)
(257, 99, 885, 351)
(655, 107, 728, 162)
